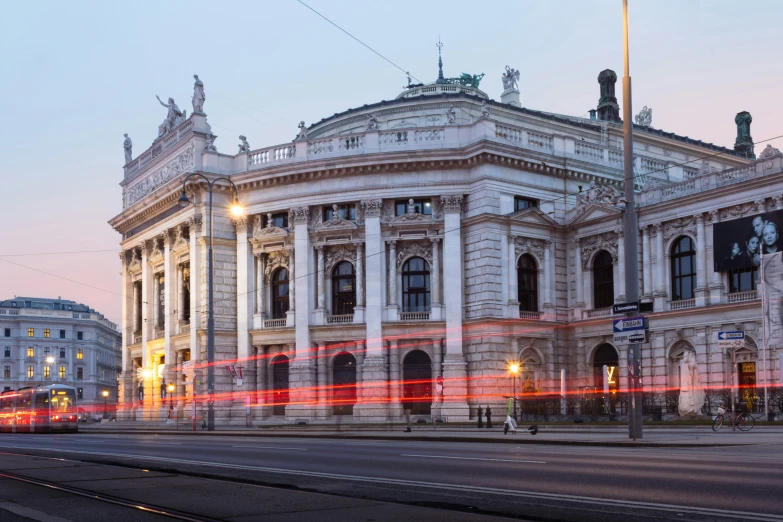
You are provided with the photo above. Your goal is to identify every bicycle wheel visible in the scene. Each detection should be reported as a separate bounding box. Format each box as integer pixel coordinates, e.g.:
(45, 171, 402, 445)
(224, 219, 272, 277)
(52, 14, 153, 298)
(712, 415, 723, 431)
(737, 413, 755, 431)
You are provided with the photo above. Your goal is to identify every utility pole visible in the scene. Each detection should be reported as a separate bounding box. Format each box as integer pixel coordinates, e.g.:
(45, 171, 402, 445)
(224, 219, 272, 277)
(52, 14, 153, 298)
(622, 0, 643, 440)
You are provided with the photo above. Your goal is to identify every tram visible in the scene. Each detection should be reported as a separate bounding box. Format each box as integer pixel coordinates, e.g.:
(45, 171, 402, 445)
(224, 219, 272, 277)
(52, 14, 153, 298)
(0, 384, 79, 433)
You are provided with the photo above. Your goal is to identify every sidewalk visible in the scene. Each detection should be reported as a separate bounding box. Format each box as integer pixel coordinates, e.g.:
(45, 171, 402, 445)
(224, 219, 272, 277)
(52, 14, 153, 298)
(79, 421, 783, 447)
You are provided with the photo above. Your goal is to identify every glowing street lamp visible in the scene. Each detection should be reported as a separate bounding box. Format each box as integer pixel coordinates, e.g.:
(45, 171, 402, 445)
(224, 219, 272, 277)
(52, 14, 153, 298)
(178, 173, 243, 431)
(102, 390, 109, 419)
(508, 362, 520, 422)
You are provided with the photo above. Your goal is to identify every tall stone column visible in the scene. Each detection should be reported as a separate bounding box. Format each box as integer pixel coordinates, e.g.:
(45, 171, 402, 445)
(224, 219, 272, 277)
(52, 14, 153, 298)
(708, 211, 722, 303)
(654, 224, 666, 311)
(641, 226, 651, 299)
(356, 200, 386, 419)
(235, 216, 254, 419)
(133, 279, 140, 334)
(256, 254, 266, 317)
(616, 229, 625, 302)
(574, 238, 584, 319)
(387, 240, 397, 309)
(388, 340, 401, 419)
(286, 246, 295, 326)
(441, 195, 469, 420)
(162, 231, 174, 416)
(176, 265, 185, 322)
(354, 242, 365, 323)
(543, 240, 553, 306)
(256, 345, 267, 417)
(695, 213, 707, 298)
(508, 235, 519, 316)
(431, 338, 443, 408)
(289, 206, 314, 418)
(119, 251, 133, 420)
(316, 245, 325, 310)
(141, 240, 153, 420)
(430, 237, 441, 305)
(316, 343, 328, 418)
(188, 215, 203, 414)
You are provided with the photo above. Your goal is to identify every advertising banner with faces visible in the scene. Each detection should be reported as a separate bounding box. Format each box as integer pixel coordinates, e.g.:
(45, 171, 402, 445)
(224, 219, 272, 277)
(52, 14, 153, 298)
(762, 251, 783, 350)
(713, 209, 783, 272)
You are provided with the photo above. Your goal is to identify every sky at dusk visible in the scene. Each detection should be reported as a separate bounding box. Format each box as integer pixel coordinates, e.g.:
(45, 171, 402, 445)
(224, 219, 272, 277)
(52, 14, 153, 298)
(1, 0, 782, 328)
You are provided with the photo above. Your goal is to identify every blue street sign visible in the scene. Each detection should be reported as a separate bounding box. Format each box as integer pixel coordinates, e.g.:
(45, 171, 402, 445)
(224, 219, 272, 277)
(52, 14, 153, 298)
(613, 316, 646, 333)
(718, 331, 745, 340)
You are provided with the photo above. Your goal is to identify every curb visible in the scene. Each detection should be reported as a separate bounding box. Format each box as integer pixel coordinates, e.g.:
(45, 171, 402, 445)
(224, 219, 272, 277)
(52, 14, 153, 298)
(76, 429, 746, 448)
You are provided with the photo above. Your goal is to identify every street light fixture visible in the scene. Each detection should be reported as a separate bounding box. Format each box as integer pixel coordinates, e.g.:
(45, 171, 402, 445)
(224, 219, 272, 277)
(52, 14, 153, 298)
(102, 390, 109, 419)
(508, 362, 520, 422)
(178, 173, 243, 432)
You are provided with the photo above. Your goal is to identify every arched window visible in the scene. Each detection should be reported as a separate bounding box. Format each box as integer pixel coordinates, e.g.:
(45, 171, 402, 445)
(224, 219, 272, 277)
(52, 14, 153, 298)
(592, 251, 614, 309)
(271, 268, 290, 319)
(517, 254, 538, 312)
(402, 257, 430, 312)
(332, 262, 356, 315)
(671, 236, 696, 301)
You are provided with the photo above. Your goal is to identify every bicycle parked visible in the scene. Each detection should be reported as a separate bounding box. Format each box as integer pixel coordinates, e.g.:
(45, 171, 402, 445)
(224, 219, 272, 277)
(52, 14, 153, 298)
(712, 406, 754, 432)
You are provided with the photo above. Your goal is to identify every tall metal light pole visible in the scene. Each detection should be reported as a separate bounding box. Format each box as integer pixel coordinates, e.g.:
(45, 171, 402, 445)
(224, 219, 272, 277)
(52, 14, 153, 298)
(178, 174, 243, 431)
(509, 362, 520, 422)
(622, 0, 643, 440)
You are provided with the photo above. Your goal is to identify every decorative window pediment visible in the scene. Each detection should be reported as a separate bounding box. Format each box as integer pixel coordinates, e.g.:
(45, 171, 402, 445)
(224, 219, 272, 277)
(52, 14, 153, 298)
(252, 214, 289, 241)
(264, 249, 291, 282)
(325, 244, 357, 274)
(580, 232, 619, 269)
(396, 239, 433, 268)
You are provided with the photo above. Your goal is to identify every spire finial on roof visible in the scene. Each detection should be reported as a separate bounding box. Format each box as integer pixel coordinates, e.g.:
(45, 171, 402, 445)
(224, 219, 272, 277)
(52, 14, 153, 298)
(436, 37, 445, 84)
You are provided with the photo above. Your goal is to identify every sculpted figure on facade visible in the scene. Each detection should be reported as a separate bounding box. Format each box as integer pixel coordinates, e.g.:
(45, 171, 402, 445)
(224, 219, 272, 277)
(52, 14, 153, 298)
(445, 104, 457, 125)
(576, 180, 620, 208)
(205, 133, 217, 152)
(634, 106, 652, 127)
(296, 121, 308, 140)
(156, 95, 186, 134)
(480, 100, 491, 119)
(677, 350, 705, 417)
(366, 114, 380, 131)
(238, 135, 250, 153)
(123, 133, 132, 165)
(501, 65, 520, 92)
(759, 144, 782, 159)
(192, 74, 205, 114)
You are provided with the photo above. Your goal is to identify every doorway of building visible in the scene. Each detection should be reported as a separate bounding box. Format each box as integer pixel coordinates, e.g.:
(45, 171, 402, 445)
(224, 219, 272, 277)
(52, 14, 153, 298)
(737, 361, 757, 411)
(402, 350, 432, 415)
(271, 355, 289, 416)
(332, 353, 357, 416)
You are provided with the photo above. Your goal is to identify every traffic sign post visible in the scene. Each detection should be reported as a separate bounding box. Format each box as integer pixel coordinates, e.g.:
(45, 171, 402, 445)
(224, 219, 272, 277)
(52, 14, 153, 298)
(613, 316, 646, 345)
(717, 331, 745, 350)
(612, 301, 639, 314)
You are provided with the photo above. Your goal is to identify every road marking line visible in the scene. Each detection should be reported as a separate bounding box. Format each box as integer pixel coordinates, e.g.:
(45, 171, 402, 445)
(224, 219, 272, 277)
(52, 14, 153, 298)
(231, 446, 307, 451)
(401, 454, 546, 464)
(1, 445, 780, 521)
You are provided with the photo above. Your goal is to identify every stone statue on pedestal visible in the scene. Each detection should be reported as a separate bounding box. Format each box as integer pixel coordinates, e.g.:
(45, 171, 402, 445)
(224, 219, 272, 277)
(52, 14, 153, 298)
(238, 135, 250, 153)
(296, 121, 308, 140)
(156, 95, 186, 134)
(366, 114, 380, 131)
(192, 74, 205, 114)
(634, 106, 653, 127)
(123, 134, 132, 165)
(205, 133, 217, 152)
(445, 104, 457, 125)
(480, 100, 491, 119)
(677, 351, 705, 417)
(501, 65, 520, 92)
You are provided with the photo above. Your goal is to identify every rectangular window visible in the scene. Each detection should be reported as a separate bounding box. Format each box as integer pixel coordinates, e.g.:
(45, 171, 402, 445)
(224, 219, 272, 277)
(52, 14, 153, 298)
(28, 328, 34, 337)
(76, 332, 83, 341)
(323, 204, 356, 221)
(729, 267, 758, 293)
(27, 347, 34, 358)
(3, 347, 9, 358)
(43, 366, 51, 379)
(44, 347, 50, 356)
(76, 367, 83, 380)
(264, 212, 289, 228)
(395, 199, 432, 216)
(27, 366, 34, 379)
(77, 349, 83, 360)
(3, 366, 9, 379)
(4, 328, 10, 337)
(43, 329, 50, 338)
(59, 366, 66, 379)
(514, 196, 538, 212)
(77, 388, 83, 400)
(59, 330, 66, 339)
(60, 348, 66, 358)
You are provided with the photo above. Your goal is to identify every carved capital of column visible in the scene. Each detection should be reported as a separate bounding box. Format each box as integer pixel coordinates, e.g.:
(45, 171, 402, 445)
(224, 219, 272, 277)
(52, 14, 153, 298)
(188, 215, 203, 233)
(160, 229, 171, 247)
(360, 199, 383, 218)
(440, 194, 463, 214)
(387, 239, 397, 247)
(315, 245, 324, 253)
(232, 215, 249, 235)
(614, 228, 623, 238)
(119, 250, 128, 266)
(652, 223, 662, 236)
(290, 206, 310, 225)
(708, 210, 719, 223)
(695, 213, 705, 225)
(429, 236, 441, 245)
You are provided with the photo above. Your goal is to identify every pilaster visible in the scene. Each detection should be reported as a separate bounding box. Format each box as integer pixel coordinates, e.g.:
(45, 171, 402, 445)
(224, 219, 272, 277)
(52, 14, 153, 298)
(707, 211, 723, 304)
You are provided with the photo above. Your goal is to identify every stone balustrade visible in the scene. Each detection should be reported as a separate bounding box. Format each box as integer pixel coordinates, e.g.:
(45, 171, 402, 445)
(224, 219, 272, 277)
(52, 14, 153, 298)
(727, 290, 758, 303)
(399, 311, 431, 321)
(669, 298, 696, 311)
(518, 310, 543, 320)
(326, 314, 354, 324)
(263, 318, 287, 328)
(585, 307, 612, 318)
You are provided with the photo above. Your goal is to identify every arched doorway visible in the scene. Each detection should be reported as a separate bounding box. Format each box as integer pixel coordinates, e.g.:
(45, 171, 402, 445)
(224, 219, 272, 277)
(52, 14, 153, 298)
(332, 352, 357, 416)
(403, 350, 432, 415)
(593, 343, 619, 414)
(271, 355, 289, 415)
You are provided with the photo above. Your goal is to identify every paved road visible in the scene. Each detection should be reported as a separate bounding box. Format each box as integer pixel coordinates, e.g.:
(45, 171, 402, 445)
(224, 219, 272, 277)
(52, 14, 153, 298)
(1, 433, 781, 521)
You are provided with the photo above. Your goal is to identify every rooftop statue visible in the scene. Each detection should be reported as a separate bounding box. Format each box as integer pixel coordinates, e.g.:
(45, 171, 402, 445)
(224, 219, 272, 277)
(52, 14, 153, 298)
(123, 133, 132, 165)
(238, 135, 250, 153)
(366, 114, 380, 131)
(156, 95, 186, 134)
(296, 121, 308, 140)
(480, 100, 491, 119)
(205, 133, 217, 152)
(445, 104, 457, 125)
(501, 65, 520, 92)
(192, 74, 205, 114)
(634, 106, 652, 127)
(445, 72, 485, 88)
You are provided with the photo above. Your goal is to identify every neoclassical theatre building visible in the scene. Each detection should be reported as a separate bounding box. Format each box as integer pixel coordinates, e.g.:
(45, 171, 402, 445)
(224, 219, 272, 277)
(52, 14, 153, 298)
(110, 65, 782, 423)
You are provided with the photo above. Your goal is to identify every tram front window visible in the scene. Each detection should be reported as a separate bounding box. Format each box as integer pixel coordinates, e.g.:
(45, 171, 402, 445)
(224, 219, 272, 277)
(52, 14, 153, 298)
(50, 390, 76, 413)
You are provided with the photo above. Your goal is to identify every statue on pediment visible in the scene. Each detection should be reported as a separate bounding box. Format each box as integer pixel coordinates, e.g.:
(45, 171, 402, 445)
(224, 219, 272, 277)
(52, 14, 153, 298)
(366, 114, 380, 131)
(156, 95, 186, 134)
(296, 121, 308, 140)
(446, 104, 457, 125)
(238, 135, 250, 153)
(123, 134, 132, 165)
(576, 180, 620, 208)
(502, 65, 520, 92)
(192, 74, 205, 114)
(634, 106, 652, 127)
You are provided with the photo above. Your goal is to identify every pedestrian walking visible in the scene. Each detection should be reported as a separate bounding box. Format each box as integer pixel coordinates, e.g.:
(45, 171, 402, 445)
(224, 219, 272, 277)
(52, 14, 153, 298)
(486, 406, 492, 428)
(404, 408, 412, 433)
(477, 406, 484, 429)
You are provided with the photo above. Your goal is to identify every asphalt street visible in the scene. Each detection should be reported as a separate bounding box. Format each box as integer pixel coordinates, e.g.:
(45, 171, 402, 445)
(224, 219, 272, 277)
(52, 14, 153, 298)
(0, 433, 781, 521)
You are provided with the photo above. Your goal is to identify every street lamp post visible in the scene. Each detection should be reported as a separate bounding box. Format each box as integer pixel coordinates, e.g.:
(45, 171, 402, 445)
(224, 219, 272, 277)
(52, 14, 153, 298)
(102, 390, 109, 419)
(45, 356, 54, 383)
(509, 362, 520, 422)
(167, 383, 177, 428)
(178, 174, 243, 432)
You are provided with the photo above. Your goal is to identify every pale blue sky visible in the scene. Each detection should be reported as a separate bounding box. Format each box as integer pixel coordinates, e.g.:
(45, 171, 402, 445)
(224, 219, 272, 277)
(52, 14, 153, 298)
(1, 0, 781, 323)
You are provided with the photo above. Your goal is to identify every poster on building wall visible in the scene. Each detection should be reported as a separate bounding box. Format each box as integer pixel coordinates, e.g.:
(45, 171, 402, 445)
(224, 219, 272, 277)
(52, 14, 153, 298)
(713, 208, 783, 272)
(761, 251, 783, 350)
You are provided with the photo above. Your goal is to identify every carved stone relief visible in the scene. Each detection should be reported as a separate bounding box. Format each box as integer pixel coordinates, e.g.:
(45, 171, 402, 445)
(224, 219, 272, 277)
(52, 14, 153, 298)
(396, 239, 433, 268)
(325, 244, 357, 273)
(361, 200, 383, 218)
(513, 236, 546, 261)
(253, 214, 289, 239)
(126, 141, 196, 207)
(662, 217, 697, 242)
(264, 249, 290, 281)
(440, 195, 463, 213)
(290, 206, 310, 225)
(580, 232, 618, 269)
(718, 202, 757, 221)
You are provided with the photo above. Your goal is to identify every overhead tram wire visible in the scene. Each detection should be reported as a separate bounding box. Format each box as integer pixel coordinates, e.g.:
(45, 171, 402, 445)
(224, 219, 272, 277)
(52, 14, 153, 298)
(8, 130, 781, 346)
